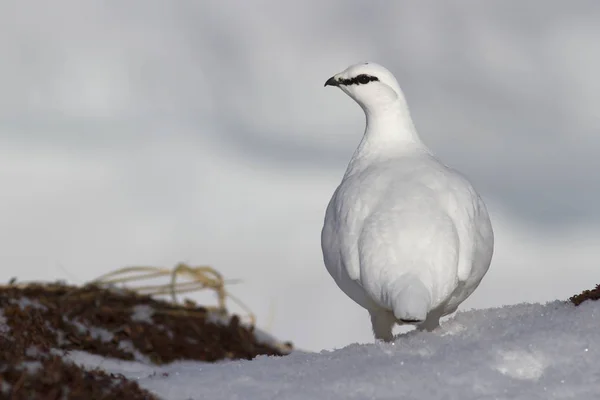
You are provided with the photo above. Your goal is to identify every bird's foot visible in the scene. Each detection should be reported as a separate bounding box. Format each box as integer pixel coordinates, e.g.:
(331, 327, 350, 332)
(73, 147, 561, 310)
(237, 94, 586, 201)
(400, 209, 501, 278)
(370, 309, 396, 342)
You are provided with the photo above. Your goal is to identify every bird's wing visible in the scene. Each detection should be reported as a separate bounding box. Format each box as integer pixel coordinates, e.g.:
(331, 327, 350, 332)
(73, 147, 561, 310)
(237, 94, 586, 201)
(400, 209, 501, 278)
(322, 186, 361, 282)
(442, 170, 493, 282)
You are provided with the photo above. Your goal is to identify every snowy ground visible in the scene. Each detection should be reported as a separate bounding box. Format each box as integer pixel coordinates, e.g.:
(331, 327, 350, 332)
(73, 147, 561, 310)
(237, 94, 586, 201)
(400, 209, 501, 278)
(67, 300, 599, 399)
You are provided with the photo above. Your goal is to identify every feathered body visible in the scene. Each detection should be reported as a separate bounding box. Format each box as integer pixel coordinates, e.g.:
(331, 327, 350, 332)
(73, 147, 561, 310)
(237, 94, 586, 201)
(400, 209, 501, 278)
(321, 62, 494, 341)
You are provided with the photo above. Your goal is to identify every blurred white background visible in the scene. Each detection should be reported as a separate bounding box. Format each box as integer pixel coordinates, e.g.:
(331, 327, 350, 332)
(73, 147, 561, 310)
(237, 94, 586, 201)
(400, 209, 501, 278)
(1, 1, 599, 351)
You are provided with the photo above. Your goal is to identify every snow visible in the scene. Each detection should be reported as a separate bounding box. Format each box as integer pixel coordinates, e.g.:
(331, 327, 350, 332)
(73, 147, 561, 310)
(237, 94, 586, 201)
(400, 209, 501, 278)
(20, 361, 43, 374)
(117, 340, 153, 364)
(131, 304, 155, 323)
(10, 297, 47, 311)
(0, 381, 10, 396)
(65, 300, 600, 399)
(67, 316, 114, 342)
(0, 310, 9, 335)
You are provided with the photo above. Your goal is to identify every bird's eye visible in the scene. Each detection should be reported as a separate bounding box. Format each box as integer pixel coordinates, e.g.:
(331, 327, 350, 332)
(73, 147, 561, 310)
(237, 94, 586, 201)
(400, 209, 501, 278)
(357, 75, 371, 84)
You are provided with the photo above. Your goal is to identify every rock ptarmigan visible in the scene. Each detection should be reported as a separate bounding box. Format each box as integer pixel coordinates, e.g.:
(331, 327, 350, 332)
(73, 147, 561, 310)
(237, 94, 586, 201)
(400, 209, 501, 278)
(321, 62, 494, 342)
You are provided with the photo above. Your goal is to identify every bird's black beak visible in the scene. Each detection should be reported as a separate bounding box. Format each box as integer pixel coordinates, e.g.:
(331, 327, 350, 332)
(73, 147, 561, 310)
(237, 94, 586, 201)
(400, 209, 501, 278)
(324, 76, 340, 87)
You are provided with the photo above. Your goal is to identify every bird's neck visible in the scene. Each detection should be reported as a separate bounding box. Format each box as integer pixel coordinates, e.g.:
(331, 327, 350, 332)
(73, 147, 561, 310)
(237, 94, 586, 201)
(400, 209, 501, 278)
(351, 101, 426, 164)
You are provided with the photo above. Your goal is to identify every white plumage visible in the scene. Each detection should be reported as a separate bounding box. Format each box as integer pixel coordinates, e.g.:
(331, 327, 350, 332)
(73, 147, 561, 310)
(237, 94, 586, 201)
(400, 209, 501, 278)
(321, 62, 494, 342)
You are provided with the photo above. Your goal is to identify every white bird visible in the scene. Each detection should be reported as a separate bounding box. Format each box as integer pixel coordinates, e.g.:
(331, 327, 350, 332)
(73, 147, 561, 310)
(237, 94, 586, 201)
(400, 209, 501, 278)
(321, 62, 494, 342)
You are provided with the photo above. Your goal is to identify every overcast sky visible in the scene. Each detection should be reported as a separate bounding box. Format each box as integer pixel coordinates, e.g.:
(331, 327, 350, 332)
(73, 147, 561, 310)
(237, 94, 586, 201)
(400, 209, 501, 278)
(1, 1, 599, 351)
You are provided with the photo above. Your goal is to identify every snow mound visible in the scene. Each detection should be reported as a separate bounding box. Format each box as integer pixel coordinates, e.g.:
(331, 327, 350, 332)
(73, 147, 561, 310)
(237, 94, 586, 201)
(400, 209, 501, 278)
(70, 300, 599, 399)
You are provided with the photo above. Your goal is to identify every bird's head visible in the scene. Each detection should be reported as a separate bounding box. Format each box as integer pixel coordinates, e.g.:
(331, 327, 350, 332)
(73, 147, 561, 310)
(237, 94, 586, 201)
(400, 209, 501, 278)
(324, 62, 403, 111)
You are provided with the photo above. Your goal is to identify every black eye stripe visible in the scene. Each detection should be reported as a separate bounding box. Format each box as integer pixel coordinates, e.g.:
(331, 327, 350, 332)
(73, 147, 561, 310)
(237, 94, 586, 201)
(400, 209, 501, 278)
(339, 74, 379, 86)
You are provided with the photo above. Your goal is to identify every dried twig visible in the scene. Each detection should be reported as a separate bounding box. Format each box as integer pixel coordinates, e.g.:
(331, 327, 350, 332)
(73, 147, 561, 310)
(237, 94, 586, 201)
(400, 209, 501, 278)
(89, 263, 256, 325)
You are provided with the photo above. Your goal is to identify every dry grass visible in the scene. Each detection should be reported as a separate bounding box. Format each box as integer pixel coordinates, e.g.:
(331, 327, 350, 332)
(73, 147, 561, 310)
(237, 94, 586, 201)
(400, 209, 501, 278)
(4, 263, 257, 326)
(89, 262, 256, 325)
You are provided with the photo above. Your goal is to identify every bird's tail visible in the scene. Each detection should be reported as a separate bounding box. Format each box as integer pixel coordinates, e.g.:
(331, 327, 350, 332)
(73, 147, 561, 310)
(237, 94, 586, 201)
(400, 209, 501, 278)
(389, 275, 431, 323)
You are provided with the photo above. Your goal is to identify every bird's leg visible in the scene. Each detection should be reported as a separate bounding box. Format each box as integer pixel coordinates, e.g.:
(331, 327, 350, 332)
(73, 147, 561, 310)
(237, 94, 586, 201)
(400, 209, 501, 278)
(417, 311, 441, 332)
(369, 309, 396, 342)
